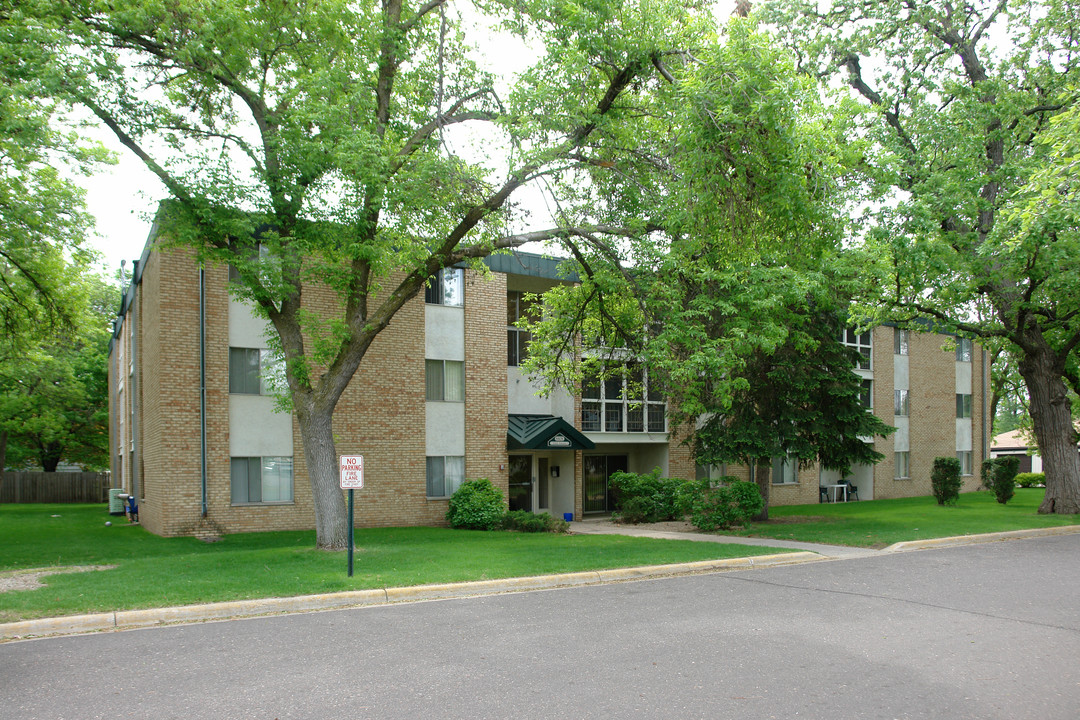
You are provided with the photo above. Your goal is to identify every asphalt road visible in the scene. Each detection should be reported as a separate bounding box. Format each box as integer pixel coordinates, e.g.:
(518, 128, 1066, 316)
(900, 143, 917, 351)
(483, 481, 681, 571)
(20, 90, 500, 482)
(3, 534, 1078, 720)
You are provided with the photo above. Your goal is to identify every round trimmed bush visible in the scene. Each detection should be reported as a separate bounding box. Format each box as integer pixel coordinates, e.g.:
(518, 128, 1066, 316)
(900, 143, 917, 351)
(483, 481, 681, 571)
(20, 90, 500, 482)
(446, 478, 505, 530)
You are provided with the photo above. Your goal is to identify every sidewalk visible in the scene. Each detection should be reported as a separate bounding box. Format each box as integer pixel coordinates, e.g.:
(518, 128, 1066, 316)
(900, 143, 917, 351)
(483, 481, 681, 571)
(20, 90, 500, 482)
(569, 516, 879, 559)
(4, 522, 1078, 643)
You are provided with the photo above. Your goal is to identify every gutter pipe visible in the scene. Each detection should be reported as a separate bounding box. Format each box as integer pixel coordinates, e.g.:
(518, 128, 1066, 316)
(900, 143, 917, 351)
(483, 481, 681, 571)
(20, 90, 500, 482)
(200, 267, 208, 518)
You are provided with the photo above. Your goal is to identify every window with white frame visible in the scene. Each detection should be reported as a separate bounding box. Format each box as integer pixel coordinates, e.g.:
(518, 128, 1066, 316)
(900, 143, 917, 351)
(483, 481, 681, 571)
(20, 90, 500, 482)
(426, 456, 465, 498)
(842, 328, 872, 370)
(956, 393, 973, 418)
(895, 451, 910, 479)
(956, 337, 973, 362)
(771, 456, 797, 484)
(229, 347, 263, 395)
(695, 463, 729, 486)
(860, 379, 873, 409)
(957, 451, 973, 476)
(425, 268, 463, 306)
(231, 456, 293, 504)
(581, 364, 665, 433)
(507, 291, 538, 367)
(894, 389, 910, 416)
(894, 328, 909, 355)
(425, 360, 464, 402)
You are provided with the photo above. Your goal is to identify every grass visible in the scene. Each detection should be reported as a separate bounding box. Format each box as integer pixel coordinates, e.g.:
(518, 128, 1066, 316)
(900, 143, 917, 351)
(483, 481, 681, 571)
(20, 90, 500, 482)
(0, 504, 784, 622)
(730, 488, 1080, 548)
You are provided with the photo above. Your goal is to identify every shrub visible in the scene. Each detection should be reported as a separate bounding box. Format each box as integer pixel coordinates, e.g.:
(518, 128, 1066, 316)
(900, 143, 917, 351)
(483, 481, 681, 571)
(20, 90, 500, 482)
(931, 457, 963, 506)
(609, 469, 695, 523)
(690, 480, 764, 532)
(617, 496, 653, 524)
(500, 510, 569, 533)
(989, 456, 1020, 504)
(446, 478, 505, 530)
(1015, 472, 1045, 488)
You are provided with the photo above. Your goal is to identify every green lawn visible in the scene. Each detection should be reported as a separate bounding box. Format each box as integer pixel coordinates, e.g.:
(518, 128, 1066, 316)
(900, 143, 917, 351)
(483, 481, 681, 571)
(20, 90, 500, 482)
(731, 488, 1080, 548)
(0, 504, 783, 622)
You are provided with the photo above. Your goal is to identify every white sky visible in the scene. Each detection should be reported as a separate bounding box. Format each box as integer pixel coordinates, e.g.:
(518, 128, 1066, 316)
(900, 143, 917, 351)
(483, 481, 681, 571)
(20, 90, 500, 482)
(82, 2, 739, 276)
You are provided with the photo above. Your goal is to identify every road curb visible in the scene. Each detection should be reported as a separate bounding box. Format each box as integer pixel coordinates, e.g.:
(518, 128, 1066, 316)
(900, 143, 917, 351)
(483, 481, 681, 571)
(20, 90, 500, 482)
(883, 524, 1080, 552)
(0, 551, 821, 642)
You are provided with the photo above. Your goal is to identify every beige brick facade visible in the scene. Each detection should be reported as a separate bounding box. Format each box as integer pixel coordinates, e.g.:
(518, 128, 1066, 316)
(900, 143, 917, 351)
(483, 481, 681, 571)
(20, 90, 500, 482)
(110, 241, 988, 539)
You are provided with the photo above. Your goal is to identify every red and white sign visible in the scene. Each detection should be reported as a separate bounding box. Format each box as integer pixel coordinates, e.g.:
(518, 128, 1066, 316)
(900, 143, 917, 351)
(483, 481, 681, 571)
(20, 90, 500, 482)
(339, 455, 364, 489)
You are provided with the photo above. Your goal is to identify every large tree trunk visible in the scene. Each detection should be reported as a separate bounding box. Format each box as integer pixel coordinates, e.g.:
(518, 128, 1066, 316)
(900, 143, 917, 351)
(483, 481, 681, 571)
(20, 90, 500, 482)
(752, 457, 770, 522)
(1018, 346, 1080, 514)
(296, 400, 350, 550)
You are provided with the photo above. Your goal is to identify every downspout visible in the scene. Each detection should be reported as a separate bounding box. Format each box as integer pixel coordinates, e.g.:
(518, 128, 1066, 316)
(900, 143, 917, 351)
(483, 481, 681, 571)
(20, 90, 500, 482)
(981, 347, 988, 462)
(130, 273, 138, 502)
(200, 267, 208, 518)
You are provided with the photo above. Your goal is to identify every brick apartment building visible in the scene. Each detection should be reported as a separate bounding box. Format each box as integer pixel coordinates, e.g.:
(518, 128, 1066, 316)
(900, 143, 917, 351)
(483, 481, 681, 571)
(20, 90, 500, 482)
(109, 236, 989, 538)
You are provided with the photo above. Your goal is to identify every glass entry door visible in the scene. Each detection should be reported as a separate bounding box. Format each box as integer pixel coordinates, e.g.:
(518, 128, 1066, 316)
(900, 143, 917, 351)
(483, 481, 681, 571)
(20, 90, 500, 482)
(508, 454, 532, 512)
(583, 455, 627, 513)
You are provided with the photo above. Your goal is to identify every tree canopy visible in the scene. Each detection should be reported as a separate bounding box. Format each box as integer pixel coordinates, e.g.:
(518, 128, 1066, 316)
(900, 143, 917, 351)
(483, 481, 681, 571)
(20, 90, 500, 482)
(0, 273, 116, 471)
(21, 0, 758, 547)
(762, 0, 1080, 513)
(0, 1, 110, 353)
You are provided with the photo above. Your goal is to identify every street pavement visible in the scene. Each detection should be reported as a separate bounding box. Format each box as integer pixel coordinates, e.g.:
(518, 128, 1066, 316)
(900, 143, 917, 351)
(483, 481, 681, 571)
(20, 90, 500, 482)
(1, 529, 1079, 719)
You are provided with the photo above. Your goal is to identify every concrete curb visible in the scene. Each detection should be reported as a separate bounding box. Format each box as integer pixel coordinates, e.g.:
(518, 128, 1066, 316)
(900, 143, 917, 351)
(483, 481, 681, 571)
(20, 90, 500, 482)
(0, 551, 820, 642)
(883, 524, 1080, 552)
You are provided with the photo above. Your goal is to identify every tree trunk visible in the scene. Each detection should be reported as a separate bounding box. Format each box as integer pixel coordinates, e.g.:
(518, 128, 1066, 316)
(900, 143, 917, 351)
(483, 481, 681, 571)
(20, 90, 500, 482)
(1018, 346, 1080, 514)
(752, 457, 770, 521)
(296, 401, 350, 550)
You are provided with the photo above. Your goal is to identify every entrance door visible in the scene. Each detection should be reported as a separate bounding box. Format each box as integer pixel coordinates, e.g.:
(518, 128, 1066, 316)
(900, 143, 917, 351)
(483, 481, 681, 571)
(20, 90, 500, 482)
(583, 455, 628, 513)
(508, 454, 532, 512)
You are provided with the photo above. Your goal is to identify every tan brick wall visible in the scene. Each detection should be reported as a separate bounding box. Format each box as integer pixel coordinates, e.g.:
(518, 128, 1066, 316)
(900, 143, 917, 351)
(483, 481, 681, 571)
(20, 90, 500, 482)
(463, 270, 510, 505)
(128, 243, 519, 536)
(706, 326, 987, 507)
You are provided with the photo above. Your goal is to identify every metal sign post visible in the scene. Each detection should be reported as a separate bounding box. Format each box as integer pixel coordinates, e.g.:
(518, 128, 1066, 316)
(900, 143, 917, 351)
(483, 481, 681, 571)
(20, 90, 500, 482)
(339, 455, 364, 577)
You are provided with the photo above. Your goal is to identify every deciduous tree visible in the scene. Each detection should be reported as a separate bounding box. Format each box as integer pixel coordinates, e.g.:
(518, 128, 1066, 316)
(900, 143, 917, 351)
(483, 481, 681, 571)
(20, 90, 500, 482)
(763, 0, 1080, 513)
(23, 0, 721, 548)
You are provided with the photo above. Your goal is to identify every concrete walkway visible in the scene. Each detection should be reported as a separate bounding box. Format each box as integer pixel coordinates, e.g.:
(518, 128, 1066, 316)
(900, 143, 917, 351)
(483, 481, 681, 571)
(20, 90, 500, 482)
(4, 523, 1079, 643)
(569, 516, 879, 559)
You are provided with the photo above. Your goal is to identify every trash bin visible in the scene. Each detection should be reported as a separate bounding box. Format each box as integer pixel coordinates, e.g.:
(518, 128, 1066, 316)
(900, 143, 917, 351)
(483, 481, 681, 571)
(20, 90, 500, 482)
(563, 513, 574, 522)
(108, 488, 126, 516)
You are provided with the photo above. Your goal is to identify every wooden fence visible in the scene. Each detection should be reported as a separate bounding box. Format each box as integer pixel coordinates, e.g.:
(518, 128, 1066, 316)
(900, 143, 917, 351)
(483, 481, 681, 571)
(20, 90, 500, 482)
(0, 472, 114, 504)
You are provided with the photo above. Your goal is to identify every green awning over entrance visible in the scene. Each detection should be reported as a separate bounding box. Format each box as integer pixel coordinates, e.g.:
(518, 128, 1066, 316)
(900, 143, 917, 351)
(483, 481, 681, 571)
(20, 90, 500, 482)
(507, 414, 595, 451)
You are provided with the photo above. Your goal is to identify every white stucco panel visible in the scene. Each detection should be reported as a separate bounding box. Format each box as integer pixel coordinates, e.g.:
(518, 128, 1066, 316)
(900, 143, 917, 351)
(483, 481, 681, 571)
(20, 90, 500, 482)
(426, 402, 465, 456)
(229, 395, 294, 457)
(893, 354, 909, 390)
(955, 361, 972, 392)
(426, 305, 465, 361)
(229, 298, 272, 348)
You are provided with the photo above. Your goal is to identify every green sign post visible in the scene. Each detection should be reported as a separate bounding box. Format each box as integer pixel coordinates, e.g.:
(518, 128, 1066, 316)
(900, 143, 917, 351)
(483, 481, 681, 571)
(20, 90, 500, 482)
(339, 455, 364, 577)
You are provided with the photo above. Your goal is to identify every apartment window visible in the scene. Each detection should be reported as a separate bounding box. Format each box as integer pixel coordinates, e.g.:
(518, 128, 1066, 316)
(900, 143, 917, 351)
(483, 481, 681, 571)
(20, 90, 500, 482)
(860, 379, 873, 409)
(894, 328, 909, 355)
(231, 456, 293, 504)
(895, 451, 910, 479)
(425, 360, 464, 402)
(507, 291, 538, 366)
(426, 456, 465, 498)
(956, 393, 973, 418)
(696, 463, 729, 485)
(894, 389, 910, 416)
(425, 268, 463, 306)
(957, 451, 973, 476)
(229, 348, 263, 394)
(771, 456, 797, 485)
(842, 328, 872, 370)
(581, 364, 665, 433)
(956, 337, 973, 362)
